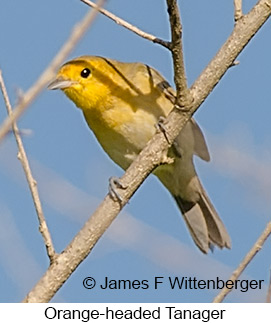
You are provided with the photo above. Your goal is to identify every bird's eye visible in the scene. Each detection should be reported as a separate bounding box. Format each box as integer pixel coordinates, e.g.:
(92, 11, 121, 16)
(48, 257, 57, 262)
(80, 68, 91, 78)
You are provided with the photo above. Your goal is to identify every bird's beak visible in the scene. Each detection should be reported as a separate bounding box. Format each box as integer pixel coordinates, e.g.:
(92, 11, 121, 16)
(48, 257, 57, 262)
(48, 77, 77, 90)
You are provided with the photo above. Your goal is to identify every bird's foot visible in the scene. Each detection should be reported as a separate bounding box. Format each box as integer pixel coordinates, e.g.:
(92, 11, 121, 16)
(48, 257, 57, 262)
(156, 116, 170, 144)
(108, 176, 126, 203)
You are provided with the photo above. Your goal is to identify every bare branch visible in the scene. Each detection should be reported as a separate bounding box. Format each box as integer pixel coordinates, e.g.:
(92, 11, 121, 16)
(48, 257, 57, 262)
(80, 0, 170, 48)
(213, 222, 271, 303)
(0, 71, 56, 262)
(234, 0, 243, 21)
(0, 0, 105, 143)
(23, 0, 271, 303)
(166, 0, 192, 108)
(191, 1, 271, 108)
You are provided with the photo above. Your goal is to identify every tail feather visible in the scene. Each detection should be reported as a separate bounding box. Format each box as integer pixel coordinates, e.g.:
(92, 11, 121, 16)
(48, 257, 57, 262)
(174, 191, 231, 254)
(198, 188, 231, 249)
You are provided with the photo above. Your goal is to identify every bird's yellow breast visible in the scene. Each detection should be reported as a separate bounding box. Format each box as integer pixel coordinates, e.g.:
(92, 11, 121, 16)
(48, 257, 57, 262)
(82, 91, 168, 169)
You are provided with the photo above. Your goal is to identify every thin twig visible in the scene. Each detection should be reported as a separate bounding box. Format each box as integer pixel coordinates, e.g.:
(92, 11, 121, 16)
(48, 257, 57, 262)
(80, 0, 170, 48)
(23, 0, 271, 303)
(234, 0, 243, 21)
(213, 222, 271, 303)
(166, 0, 192, 108)
(0, 0, 105, 143)
(267, 268, 271, 302)
(0, 71, 56, 262)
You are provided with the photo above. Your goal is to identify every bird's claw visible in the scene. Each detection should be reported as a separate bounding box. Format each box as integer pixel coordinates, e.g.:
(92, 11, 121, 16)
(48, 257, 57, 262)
(156, 116, 170, 144)
(108, 176, 126, 203)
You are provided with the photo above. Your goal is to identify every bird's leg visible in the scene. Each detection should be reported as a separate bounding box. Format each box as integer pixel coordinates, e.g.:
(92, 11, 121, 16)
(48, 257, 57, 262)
(108, 176, 127, 203)
(156, 117, 175, 165)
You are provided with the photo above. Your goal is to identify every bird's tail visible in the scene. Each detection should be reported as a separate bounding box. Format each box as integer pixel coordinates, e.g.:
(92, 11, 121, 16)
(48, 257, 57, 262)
(173, 185, 231, 253)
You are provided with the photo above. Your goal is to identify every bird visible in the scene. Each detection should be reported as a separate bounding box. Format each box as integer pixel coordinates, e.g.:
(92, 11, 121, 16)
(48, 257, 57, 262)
(48, 55, 231, 253)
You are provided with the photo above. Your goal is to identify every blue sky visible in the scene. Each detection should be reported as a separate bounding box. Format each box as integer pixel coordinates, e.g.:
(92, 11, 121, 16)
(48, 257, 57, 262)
(0, 0, 271, 302)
